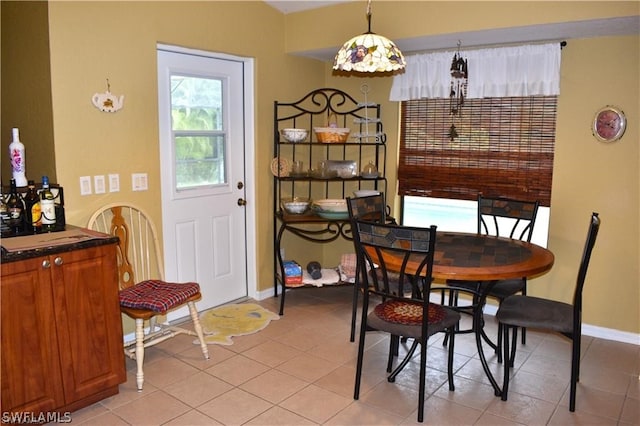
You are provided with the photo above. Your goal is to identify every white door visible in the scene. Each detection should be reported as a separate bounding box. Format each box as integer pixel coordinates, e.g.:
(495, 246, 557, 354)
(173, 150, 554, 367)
(157, 46, 249, 320)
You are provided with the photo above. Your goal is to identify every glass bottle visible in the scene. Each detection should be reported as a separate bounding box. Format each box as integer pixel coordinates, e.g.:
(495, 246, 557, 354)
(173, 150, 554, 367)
(9, 128, 28, 187)
(24, 180, 41, 234)
(6, 178, 25, 234)
(40, 176, 57, 232)
(0, 184, 10, 235)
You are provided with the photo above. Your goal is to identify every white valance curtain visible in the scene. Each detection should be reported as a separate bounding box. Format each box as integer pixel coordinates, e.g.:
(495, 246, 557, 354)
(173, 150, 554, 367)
(389, 43, 561, 101)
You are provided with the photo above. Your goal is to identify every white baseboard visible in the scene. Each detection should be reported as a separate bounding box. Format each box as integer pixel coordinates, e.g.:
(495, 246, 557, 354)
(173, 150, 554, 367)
(255, 286, 640, 346)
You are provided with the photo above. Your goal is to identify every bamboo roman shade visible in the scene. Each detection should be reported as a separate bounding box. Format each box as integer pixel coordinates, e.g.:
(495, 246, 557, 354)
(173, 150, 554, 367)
(399, 96, 557, 206)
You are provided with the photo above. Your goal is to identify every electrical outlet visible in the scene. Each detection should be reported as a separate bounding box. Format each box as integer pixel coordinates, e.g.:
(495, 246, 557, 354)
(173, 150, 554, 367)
(94, 175, 106, 194)
(132, 173, 148, 191)
(108, 174, 120, 192)
(80, 176, 92, 195)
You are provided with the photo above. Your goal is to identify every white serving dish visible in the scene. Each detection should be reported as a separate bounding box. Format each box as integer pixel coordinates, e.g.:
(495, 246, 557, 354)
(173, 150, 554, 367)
(313, 199, 347, 213)
(282, 197, 311, 214)
(353, 190, 380, 198)
(280, 128, 308, 143)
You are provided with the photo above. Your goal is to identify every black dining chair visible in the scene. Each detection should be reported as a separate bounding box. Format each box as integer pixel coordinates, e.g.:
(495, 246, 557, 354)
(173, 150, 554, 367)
(497, 212, 600, 412)
(346, 194, 397, 342)
(445, 195, 540, 357)
(351, 219, 460, 423)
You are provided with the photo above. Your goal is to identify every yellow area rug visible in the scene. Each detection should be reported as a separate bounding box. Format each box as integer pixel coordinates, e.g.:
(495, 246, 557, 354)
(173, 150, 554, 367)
(196, 303, 280, 345)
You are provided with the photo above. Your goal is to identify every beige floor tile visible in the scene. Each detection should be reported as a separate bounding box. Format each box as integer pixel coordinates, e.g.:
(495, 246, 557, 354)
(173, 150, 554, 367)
(112, 390, 191, 425)
(547, 406, 618, 425)
(276, 352, 340, 382)
(272, 325, 336, 351)
(279, 384, 353, 424)
(403, 395, 483, 425)
(473, 412, 526, 425)
(508, 369, 569, 403)
(359, 380, 421, 417)
(240, 369, 308, 404)
(68, 402, 110, 424)
(136, 357, 200, 390)
(153, 332, 198, 355)
(164, 371, 233, 407)
(244, 406, 317, 425)
(65, 292, 635, 426)
(242, 339, 304, 367)
(315, 363, 385, 399)
(197, 388, 272, 424)
(99, 372, 159, 410)
(76, 411, 130, 425)
(578, 364, 636, 395)
(205, 354, 271, 386)
(626, 374, 640, 399)
(558, 385, 625, 420)
(485, 391, 556, 424)
(162, 409, 223, 425)
(324, 401, 405, 425)
(620, 395, 640, 424)
(433, 375, 497, 411)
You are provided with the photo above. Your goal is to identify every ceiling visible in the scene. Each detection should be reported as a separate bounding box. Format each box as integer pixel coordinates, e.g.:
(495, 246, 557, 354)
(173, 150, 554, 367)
(265, 1, 639, 61)
(265, 1, 352, 14)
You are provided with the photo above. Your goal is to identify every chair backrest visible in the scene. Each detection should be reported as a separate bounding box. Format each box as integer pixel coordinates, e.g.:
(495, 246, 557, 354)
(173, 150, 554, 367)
(353, 219, 437, 300)
(573, 212, 601, 316)
(477, 195, 539, 242)
(88, 203, 164, 289)
(346, 193, 388, 223)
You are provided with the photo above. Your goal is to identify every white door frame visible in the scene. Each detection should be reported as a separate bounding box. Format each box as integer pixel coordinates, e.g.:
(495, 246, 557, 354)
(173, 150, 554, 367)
(157, 43, 258, 302)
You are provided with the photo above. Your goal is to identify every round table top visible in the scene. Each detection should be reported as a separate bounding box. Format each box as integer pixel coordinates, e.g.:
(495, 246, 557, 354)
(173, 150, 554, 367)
(367, 231, 555, 282)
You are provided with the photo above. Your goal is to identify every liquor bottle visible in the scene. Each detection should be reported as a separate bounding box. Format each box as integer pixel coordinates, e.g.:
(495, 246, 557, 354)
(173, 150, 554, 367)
(6, 178, 25, 234)
(24, 180, 42, 234)
(0, 184, 10, 235)
(9, 128, 28, 187)
(40, 176, 57, 232)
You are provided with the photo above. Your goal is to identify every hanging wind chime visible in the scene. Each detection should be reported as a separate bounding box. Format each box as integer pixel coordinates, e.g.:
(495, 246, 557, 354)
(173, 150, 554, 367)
(449, 41, 468, 141)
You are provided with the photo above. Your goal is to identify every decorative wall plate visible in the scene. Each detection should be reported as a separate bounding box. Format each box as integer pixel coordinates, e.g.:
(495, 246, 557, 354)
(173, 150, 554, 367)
(271, 157, 291, 177)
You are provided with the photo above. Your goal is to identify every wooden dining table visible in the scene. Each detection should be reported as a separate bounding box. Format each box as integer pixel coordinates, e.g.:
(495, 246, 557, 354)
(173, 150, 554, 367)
(365, 231, 555, 396)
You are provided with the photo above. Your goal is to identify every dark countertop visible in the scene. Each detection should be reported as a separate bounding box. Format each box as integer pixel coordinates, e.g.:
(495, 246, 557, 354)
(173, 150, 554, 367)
(1, 225, 118, 263)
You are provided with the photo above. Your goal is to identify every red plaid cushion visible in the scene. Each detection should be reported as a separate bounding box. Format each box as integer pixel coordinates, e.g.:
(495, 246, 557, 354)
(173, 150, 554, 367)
(119, 280, 200, 312)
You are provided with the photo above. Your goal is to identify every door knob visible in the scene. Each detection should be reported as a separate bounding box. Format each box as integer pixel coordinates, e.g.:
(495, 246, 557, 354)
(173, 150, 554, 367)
(237, 198, 247, 206)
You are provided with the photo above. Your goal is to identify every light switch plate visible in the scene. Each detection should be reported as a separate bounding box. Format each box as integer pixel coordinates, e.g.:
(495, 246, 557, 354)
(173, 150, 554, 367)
(132, 173, 148, 191)
(80, 176, 92, 195)
(109, 174, 120, 192)
(94, 175, 106, 194)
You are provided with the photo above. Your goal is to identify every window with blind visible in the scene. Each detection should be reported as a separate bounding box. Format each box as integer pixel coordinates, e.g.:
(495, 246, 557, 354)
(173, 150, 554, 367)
(399, 96, 557, 206)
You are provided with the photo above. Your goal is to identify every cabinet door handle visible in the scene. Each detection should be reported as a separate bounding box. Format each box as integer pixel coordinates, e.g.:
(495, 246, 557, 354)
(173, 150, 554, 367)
(42, 260, 51, 269)
(54, 257, 64, 266)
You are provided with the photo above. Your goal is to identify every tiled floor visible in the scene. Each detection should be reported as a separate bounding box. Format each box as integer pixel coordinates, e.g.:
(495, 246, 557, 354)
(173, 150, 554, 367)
(71, 286, 638, 425)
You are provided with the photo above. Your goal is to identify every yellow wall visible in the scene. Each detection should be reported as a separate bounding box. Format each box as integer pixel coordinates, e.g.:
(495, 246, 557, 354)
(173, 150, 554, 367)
(7, 1, 638, 336)
(1, 0, 56, 182)
(45, 1, 325, 308)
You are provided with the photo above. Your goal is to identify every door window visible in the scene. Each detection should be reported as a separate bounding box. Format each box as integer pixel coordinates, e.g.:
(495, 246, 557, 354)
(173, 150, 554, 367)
(170, 75, 226, 190)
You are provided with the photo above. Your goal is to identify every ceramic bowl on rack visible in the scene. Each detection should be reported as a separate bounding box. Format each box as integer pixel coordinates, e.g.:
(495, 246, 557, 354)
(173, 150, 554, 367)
(281, 128, 308, 143)
(282, 197, 311, 214)
(353, 190, 380, 198)
(313, 199, 348, 213)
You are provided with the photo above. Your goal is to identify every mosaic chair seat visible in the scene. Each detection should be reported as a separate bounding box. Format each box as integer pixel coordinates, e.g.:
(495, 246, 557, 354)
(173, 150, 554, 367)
(352, 219, 460, 423)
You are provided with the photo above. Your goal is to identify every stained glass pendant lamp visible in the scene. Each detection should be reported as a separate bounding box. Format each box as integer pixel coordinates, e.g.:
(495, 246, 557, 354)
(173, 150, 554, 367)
(333, 0, 405, 73)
